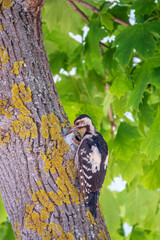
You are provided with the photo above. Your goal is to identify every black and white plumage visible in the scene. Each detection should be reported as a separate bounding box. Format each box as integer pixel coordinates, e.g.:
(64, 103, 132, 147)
(65, 114, 109, 218)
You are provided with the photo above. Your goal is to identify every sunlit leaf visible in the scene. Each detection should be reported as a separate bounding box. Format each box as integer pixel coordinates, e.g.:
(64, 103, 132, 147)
(140, 107, 160, 162)
(128, 62, 152, 110)
(100, 12, 114, 31)
(113, 122, 141, 161)
(110, 72, 133, 98)
(139, 159, 160, 190)
(114, 24, 156, 66)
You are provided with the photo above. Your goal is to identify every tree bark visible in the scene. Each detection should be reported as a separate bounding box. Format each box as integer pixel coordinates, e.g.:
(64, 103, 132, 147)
(0, 0, 111, 239)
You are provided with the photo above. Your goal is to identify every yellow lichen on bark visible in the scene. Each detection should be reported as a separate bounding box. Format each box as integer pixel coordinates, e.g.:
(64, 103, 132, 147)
(48, 191, 63, 206)
(0, 25, 3, 30)
(98, 230, 109, 240)
(66, 160, 77, 180)
(0, 46, 9, 65)
(56, 162, 79, 205)
(40, 147, 79, 205)
(49, 223, 74, 240)
(0, 84, 32, 121)
(0, 0, 13, 8)
(42, 230, 52, 240)
(41, 113, 61, 140)
(41, 148, 79, 205)
(0, 99, 13, 118)
(36, 181, 42, 186)
(12, 115, 37, 138)
(25, 188, 74, 237)
(14, 222, 21, 240)
(87, 211, 97, 226)
(40, 112, 79, 204)
(0, 99, 8, 115)
(56, 177, 71, 204)
(11, 61, 24, 75)
(0, 132, 11, 146)
(25, 203, 49, 236)
(32, 190, 55, 212)
(25, 210, 48, 236)
(11, 84, 37, 138)
(12, 83, 32, 116)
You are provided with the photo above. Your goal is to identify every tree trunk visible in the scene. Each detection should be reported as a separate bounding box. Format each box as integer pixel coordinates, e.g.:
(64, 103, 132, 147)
(0, 0, 111, 239)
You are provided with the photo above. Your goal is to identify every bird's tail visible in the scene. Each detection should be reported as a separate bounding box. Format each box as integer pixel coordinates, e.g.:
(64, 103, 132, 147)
(87, 191, 99, 218)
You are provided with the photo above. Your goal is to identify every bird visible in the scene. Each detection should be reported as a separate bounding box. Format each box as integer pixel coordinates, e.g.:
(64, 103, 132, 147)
(65, 114, 109, 218)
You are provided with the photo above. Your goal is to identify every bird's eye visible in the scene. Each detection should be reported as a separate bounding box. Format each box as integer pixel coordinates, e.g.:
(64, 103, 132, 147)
(75, 122, 79, 126)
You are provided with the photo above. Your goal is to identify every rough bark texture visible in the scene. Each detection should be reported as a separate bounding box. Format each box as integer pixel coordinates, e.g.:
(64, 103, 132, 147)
(0, 0, 111, 239)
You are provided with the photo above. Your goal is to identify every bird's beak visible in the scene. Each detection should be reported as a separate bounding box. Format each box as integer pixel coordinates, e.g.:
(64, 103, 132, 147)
(65, 125, 78, 136)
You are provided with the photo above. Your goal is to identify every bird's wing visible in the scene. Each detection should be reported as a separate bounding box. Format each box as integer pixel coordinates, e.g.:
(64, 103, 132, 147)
(77, 137, 107, 203)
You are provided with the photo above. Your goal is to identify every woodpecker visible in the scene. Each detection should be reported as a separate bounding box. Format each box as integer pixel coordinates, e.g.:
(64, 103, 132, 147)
(65, 114, 109, 218)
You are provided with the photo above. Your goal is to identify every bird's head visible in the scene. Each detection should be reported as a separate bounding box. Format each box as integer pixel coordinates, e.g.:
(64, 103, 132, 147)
(65, 114, 96, 136)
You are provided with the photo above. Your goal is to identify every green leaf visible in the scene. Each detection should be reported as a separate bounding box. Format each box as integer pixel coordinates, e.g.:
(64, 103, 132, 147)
(128, 62, 152, 110)
(0, 222, 15, 240)
(109, 5, 129, 23)
(112, 95, 128, 118)
(138, 92, 156, 127)
(0, 196, 7, 224)
(49, 52, 68, 74)
(100, 2, 113, 14)
(85, 20, 106, 76)
(118, 153, 143, 184)
(103, 48, 121, 74)
(140, 107, 160, 162)
(151, 67, 160, 88)
(139, 159, 160, 190)
(100, 12, 114, 31)
(56, 70, 105, 106)
(110, 72, 133, 98)
(103, 91, 114, 117)
(130, 227, 152, 240)
(132, 0, 156, 17)
(145, 20, 160, 38)
(114, 24, 156, 66)
(113, 122, 141, 161)
(43, 27, 80, 56)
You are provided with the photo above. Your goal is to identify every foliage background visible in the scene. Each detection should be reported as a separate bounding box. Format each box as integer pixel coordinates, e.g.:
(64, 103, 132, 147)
(1, 0, 160, 239)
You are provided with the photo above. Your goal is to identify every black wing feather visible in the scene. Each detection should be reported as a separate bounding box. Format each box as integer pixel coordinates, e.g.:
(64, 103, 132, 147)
(77, 133, 108, 204)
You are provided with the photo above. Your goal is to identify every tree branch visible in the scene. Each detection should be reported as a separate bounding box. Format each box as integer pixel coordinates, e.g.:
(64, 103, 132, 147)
(105, 83, 116, 137)
(66, 0, 90, 23)
(72, 0, 130, 27)
(66, 0, 110, 49)
(99, 42, 110, 50)
(72, 0, 99, 14)
(114, 17, 130, 27)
